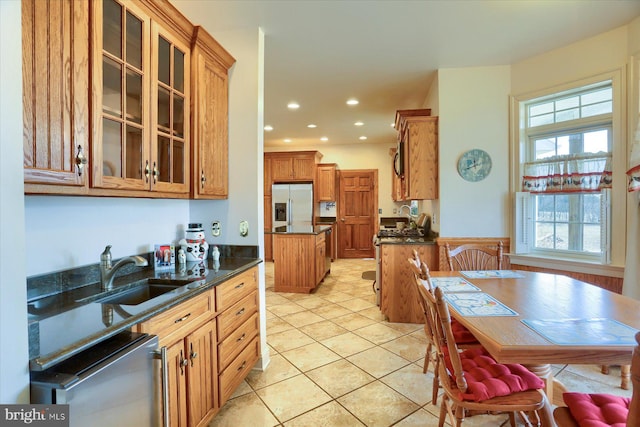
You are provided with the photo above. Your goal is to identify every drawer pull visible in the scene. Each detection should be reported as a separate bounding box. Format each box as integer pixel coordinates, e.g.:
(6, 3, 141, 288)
(235, 308, 245, 316)
(236, 333, 246, 342)
(234, 282, 245, 289)
(237, 361, 246, 371)
(174, 313, 191, 323)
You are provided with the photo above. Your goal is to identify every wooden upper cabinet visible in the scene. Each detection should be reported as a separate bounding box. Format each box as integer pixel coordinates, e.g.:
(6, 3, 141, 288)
(316, 163, 337, 201)
(268, 151, 322, 182)
(90, 0, 191, 195)
(395, 110, 438, 200)
(190, 26, 235, 199)
(23, 0, 90, 192)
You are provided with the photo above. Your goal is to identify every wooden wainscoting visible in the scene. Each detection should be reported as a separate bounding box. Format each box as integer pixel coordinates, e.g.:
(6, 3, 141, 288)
(435, 237, 511, 271)
(508, 264, 623, 294)
(437, 237, 622, 294)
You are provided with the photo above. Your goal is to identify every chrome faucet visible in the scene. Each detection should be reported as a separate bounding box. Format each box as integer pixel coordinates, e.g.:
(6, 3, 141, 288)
(100, 245, 148, 291)
(399, 204, 413, 221)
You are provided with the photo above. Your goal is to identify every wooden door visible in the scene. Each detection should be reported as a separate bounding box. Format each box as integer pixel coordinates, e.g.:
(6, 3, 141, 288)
(338, 170, 377, 258)
(166, 339, 188, 427)
(23, 0, 89, 189)
(186, 321, 217, 427)
(191, 26, 234, 199)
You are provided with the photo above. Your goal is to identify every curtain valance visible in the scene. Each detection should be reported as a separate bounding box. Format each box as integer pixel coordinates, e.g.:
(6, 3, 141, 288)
(522, 152, 612, 194)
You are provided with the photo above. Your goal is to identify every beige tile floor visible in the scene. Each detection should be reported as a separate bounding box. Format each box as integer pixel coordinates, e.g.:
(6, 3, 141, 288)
(210, 259, 632, 427)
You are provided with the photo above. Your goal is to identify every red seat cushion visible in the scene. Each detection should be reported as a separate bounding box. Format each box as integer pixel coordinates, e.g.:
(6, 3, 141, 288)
(563, 392, 630, 427)
(451, 318, 478, 344)
(443, 346, 544, 402)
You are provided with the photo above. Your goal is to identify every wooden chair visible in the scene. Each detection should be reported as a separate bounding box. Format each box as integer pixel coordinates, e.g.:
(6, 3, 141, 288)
(445, 241, 503, 271)
(430, 286, 554, 426)
(409, 259, 480, 406)
(553, 332, 639, 427)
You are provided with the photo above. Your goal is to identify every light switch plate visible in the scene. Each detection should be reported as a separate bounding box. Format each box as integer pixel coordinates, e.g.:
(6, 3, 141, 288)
(239, 220, 249, 237)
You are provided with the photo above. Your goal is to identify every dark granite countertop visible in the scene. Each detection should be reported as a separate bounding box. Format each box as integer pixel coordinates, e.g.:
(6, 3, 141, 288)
(28, 255, 261, 371)
(266, 224, 332, 235)
(376, 236, 437, 245)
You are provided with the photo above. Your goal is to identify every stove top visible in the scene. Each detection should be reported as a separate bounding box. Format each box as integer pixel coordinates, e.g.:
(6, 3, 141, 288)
(378, 228, 424, 238)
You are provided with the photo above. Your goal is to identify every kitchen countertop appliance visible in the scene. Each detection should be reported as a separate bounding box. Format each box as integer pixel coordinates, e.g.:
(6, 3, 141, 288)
(31, 331, 159, 427)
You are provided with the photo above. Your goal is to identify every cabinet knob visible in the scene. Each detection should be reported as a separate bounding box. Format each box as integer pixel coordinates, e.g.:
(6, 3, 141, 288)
(152, 162, 158, 184)
(190, 343, 198, 367)
(75, 145, 87, 176)
(144, 161, 150, 183)
(201, 171, 206, 187)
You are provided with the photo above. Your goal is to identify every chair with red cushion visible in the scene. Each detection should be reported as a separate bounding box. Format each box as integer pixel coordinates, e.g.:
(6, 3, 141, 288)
(431, 286, 554, 426)
(553, 331, 639, 427)
(409, 259, 480, 405)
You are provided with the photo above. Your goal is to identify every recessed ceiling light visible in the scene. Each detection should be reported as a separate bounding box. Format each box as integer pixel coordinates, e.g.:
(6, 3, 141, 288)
(354, 121, 364, 126)
(264, 125, 273, 131)
(359, 136, 367, 140)
(307, 124, 317, 128)
(287, 102, 300, 109)
(346, 99, 359, 106)
(320, 137, 328, 142)
(284, 138, 292, 143)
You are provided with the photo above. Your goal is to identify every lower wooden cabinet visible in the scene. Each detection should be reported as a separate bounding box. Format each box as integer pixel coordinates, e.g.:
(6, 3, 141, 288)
(136, 265, 260, 426)
(166, 320, 217, 427)
(273, 231, 331, 293)
(379, 244, 437, 323)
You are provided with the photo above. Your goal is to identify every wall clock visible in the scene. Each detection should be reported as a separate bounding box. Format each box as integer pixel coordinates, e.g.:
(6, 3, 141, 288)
(457, 149, 492, 182)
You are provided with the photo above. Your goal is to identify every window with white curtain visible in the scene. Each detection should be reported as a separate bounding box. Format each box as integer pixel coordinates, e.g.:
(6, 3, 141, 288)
(516, 81, 613, 263)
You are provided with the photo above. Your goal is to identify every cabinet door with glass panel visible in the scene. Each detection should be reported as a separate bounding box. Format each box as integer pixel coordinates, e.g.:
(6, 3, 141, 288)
(91, 0, 189, 194)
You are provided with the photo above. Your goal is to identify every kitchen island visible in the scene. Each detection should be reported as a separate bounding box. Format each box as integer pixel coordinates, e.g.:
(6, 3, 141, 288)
(268, 225, 331, 293)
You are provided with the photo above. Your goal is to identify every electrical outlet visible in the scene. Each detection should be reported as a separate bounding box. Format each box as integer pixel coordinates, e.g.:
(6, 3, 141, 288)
(378, 208, 382, 214)
(432, 213, 437, 225)
(211, 221, 221, 237)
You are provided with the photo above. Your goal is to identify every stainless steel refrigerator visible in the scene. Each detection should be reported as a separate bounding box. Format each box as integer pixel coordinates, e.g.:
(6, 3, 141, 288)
(272, 183, 313, 227)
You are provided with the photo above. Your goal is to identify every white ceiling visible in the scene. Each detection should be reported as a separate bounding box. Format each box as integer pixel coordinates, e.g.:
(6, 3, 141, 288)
(177, 0, 640, 148)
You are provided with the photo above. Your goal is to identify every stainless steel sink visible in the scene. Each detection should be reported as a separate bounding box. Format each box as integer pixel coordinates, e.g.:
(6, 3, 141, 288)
(82, 278, 194, 306)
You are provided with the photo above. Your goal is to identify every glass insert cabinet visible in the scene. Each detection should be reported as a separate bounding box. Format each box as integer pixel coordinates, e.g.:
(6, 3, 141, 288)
(92, 0, 190, 193)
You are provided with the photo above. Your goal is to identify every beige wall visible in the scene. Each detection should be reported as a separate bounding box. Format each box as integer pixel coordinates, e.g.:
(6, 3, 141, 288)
(436, 66, 512, 238)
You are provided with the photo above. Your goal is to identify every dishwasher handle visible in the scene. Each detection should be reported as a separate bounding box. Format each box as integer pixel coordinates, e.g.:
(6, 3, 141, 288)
(154, 347, 170, 427)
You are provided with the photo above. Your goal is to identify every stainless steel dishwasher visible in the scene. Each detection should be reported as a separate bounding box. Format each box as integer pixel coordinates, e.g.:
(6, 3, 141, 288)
(31, 331, 159, 427)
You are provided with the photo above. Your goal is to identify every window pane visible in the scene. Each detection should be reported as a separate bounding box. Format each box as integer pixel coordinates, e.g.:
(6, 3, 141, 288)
(583, 224, 601, 253)
(126, 70, 142, 124)
(535, 222, 553, 249)
(530, 102, 553, 116)
(125, 125, 143, 179)
(173, 141, 184, 184)
(174, 47, 184, 93)
(125, 11, 142, 70)
(536, 195, 554, 221)
(556, 96, 579, 111)
(103, 0, 122, 59)
(157, 136, 171, 183)
(103, 57, 122, 117)
(582, 102, 612, 117)
(173, 96, 184, 137)
(556, 136, 570, 155)
(534, 138, 556, 159)
(554, 195, 568, 222)
(102, 119, 122, 177)
(582, 88, 612, 105)
(157, 87, 170, 132)
(158, 36, 171, 86)
(584, 129, 608, 153)
(583, 194, 601, 222)
(530, 113, 553, 127)
(555, 108, 579, 123)
(555, 224, 569, 250)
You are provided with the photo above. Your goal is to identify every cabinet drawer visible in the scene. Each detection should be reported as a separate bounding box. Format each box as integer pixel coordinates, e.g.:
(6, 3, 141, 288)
(316, 232, 325, 244)
(218, 312, 259, 371)
(219, 336, 259, 406)
(216, 267, 257, 311)
(137, 291, 213, 346)
(217, 291, 258, 340)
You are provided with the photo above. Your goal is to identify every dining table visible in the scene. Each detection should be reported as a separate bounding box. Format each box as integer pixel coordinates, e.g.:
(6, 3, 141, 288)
(429, 269, 640, 404)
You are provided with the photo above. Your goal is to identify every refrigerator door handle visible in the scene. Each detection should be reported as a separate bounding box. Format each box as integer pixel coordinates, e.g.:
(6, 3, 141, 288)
(288, 198, 293, 225)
